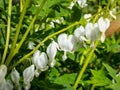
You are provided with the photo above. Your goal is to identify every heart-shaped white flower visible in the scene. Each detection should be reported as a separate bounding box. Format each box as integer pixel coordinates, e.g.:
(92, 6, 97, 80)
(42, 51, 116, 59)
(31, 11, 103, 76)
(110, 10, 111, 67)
(58, 33, 76, 60)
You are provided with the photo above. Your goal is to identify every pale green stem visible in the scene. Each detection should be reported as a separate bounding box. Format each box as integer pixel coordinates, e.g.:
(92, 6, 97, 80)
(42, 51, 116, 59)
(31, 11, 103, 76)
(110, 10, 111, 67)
(1, 0, 12, 64)
(79, 49, 90, 65)
(9, 21, 81, 70)
(6, 0, 30, 65)
(5, 0, 47, 66)
(91, 84, 96, 90)
(20, 0, 23, 12)
(73, 40, 99, 90)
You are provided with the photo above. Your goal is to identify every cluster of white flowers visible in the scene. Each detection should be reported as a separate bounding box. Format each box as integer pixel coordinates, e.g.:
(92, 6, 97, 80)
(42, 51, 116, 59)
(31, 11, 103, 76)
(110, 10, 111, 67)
(28, 16, 110, 77)
(0, 16, 110, 90)
(21, 16, 110, 90)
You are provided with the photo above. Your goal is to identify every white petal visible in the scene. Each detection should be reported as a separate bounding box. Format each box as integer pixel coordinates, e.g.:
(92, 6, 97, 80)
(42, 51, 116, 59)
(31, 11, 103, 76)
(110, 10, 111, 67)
(10, 68, 20, 86)
(62, 51, 67, 61)
(77, 0, 87, 8)
(100, 33, 106, 43)
(0, 79, 6, 90)
(24, 83, 31, 90)
(49, 59, 56, 67)
(74, 26, 85, 39)
(23, 64, 34, 88)
(67, 35, 76, 51)
(0, 65, 7, 84)
(5, 80, 13, 90)
(58, 33, 69, 51)
(33, 50, 41, 65)
(47, 41, 58, 60)
(36, 52, 48, 71)
(85, 23, 100, 42)
(28, 41, 35, 50)
(34, 69, 41, 77)
(68, 1, 75, 9)
(98, 17, 110, 32)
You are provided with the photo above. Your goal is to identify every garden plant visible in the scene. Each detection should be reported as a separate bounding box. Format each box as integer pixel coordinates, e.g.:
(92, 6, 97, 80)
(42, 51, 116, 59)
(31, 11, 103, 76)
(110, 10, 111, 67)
(0, 0, 120, 90)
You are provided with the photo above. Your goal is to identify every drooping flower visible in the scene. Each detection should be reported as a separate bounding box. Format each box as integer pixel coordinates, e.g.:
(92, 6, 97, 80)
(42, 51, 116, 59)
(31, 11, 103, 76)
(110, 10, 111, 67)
(68, 0, 87, 9)
(47, 40, 59, 67)
(58, 33, 76, 60)
(85, 23, 100, 47)
(0, 65, 7, 89)
(23, 64, 35, 90)
(5, 80, 13, 90)
(11, 68, 21, 90)
(28, 41, 35, 50)
(0, 65, 7, 84)
(0, 65, 13, 90)
(74, 26, 87, 47)
(33, 50, 49, 77)
(77, 0, 87, 8)
(84, 14, 92, 22)
(98, 17, 110, 43)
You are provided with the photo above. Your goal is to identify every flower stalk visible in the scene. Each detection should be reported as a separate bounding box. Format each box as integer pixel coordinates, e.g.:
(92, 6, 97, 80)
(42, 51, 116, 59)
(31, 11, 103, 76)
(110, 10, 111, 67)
(1, 0, 12, 64)
(73, 40, 99, 89)
(9, 21, 81, 70)
(5, 0, 47, 66)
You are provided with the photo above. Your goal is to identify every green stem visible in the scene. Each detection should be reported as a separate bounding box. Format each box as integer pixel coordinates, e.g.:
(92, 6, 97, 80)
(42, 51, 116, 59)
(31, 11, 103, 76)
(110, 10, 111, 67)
(20, 0, 23, 12)
(9, 21, 81, 70)
(79, 49, 90, 65)
(91, 84, 96, 90)
(6, 0, 47, 66)
(1, 0, 12, 64)
(73, 40, 99, 90)
(6, 0, 30, 65)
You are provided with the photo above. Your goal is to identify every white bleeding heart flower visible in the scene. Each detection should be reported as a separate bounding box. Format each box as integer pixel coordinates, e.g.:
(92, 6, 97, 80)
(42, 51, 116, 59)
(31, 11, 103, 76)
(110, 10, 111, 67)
(33, 50, 49, 77)
(58, 33, 76, 60)
(74, 26, 87, 47)
(77, 0, 87, 8)
(11, 68, 21, 89)
(23, 65, 35, 90)
(85, 23, 100, 47)
(68, 1, 75, 9)
(28, 41, 35, 50)
(84, 14, 92, 22)
(5, 80, 13, 90)
(68, 0, 87, 9)
(98, 17, 110, 43)
(47, 40, 59, 67)
(0, 65, 7, 85)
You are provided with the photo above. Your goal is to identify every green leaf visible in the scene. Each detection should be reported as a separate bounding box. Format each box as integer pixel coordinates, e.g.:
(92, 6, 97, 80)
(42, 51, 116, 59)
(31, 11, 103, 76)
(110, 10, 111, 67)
(107, 76, 120, 90)
(107, 44, 120, 53)
(87, 69, 111, 86)
(103, 63, 117, 80)
(54, 73, 77, 85)
(103, 63, 120, 90)
(49, 68, 60, 79)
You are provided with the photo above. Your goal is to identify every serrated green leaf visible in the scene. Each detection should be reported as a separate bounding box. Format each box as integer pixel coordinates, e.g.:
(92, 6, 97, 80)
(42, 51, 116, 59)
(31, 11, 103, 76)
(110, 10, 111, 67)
(103, 63, 117, 80)
(87, 69, 111, 86)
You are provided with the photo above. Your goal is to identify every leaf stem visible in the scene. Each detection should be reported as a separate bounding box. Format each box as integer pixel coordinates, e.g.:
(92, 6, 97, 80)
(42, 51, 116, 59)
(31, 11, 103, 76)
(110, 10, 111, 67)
(1, 0, 12, 64)
(73, 40, 99, 89)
